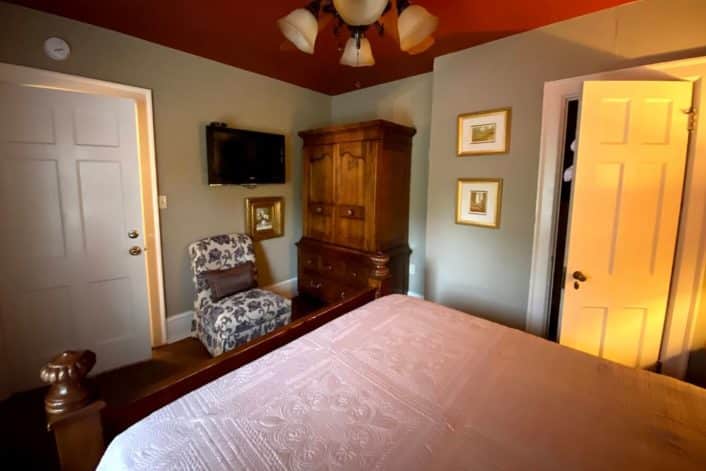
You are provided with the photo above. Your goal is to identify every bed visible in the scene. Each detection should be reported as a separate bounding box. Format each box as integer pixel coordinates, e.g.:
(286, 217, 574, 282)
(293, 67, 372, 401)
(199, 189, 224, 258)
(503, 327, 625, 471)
(93, 295, 706, 470)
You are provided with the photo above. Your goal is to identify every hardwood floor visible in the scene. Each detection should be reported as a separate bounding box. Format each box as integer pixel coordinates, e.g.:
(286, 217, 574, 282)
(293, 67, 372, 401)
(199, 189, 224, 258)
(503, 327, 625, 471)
(0, 295, 325, 470)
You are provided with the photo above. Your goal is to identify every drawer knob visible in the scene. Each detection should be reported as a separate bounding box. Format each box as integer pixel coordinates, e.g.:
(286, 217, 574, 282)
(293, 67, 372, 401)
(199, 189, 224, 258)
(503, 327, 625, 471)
(315, 207, 323, 214)
(340, 290, 346, 299)
(346, 209, 354, 216)
(309, 279, 322, 289)
(306, 258, 313, 265)
(324, 264, 333, 271)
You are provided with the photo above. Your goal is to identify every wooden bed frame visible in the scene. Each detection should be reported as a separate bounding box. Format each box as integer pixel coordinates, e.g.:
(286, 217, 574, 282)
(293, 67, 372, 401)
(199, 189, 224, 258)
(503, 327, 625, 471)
(39, 288, 378, 471)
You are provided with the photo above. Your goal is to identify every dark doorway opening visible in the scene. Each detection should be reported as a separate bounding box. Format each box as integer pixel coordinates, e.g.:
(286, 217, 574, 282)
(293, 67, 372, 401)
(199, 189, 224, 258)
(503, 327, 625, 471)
(548, 99, 579, 341)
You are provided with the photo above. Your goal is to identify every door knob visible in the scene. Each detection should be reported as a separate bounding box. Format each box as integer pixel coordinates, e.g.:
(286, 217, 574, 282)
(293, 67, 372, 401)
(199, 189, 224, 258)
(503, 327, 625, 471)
(129, 246, 142, 256)
(128, 229, 139, 239)
(572, 271, 587, 282)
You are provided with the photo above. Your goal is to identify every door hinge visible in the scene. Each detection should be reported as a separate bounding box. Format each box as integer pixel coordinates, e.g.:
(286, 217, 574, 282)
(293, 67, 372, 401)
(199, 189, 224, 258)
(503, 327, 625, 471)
(686, 109, 697, 132)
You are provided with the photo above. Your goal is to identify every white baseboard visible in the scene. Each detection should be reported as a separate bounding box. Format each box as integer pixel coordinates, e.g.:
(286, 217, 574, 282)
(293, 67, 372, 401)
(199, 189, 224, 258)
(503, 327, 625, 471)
(166, 310, 194, 344)
(407, 291, 424, 299)
(265, 277, 297, 299)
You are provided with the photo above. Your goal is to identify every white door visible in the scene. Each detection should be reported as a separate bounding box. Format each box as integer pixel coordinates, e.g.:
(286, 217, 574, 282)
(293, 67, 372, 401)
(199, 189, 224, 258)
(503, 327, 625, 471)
(559, 80, 693, 368)
(0, 82, 151, 393)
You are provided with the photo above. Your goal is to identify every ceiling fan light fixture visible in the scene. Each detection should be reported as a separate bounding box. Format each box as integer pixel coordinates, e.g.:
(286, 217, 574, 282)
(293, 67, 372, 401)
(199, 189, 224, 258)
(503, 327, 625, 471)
(406, 35, 435, 55)
(340, 36, 375, 67)
(333, 0, 389, 26)
(278, 8, 319, 54)
(397, 4, 439, 52)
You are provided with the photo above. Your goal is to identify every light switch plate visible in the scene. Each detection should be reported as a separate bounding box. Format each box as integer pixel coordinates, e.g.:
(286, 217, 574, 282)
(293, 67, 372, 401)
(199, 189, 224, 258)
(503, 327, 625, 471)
(409, 263, 416, 275)
(158, 195, 167, 209)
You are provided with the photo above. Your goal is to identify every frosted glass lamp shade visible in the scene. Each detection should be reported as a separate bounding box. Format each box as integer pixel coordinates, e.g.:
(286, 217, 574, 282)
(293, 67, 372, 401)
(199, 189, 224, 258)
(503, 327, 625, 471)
(406, 35, 434, 55)
(333, 0, 388, 26)
(398, 5, 438, 52)
(278, 8, 318, 54)
(340, 37, 375, 67)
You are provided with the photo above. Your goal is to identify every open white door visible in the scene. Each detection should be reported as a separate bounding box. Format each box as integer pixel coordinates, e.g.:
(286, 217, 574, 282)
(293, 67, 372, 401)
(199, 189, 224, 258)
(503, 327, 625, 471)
(0, 83, 151, 393)
(559, 80, 693, 368)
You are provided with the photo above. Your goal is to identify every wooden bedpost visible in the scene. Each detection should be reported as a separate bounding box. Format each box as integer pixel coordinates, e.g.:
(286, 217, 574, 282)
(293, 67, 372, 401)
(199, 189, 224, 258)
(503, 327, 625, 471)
(40, 350, 106, 471)
(369, 252, 393, 297)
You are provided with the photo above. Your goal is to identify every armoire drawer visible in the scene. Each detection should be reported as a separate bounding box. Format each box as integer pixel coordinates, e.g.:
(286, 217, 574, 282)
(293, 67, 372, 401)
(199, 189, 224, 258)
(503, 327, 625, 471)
(298, 273, 352, 304)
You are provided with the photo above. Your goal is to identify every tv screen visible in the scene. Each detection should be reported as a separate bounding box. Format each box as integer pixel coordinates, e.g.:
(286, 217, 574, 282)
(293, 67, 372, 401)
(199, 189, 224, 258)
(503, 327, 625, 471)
(206, 124, 285, 185)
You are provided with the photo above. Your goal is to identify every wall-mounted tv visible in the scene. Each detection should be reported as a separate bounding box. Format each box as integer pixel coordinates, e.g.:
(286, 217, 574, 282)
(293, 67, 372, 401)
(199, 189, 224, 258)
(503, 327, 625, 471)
(206, 123, 285, 185)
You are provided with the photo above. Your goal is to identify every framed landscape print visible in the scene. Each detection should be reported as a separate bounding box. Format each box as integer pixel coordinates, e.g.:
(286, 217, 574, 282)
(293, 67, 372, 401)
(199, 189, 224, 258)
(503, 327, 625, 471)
(457, 108, 511, 156)
(456, 178, 503, 228)
(245, 197, 283, 241)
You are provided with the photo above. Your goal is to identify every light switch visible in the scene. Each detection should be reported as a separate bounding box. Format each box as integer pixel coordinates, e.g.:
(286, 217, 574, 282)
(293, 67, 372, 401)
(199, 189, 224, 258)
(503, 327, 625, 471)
(158, 195, 167, 210)
(409, 263, 416, 275)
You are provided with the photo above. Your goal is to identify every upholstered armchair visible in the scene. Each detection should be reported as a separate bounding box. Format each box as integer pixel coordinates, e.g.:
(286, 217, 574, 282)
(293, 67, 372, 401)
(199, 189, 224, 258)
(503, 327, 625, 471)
(188, 233, 291, 356)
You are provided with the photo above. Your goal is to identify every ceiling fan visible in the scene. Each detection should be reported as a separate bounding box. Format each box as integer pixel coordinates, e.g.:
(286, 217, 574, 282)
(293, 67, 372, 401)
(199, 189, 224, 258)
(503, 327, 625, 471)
(278, 0, 438, 67)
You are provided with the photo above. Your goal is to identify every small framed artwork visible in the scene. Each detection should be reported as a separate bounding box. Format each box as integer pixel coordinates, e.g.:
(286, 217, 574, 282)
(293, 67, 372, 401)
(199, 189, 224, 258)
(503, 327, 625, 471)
(456, 178, 503, 228)
(457, 107, 511, 156)
(245, 197, 283, 241)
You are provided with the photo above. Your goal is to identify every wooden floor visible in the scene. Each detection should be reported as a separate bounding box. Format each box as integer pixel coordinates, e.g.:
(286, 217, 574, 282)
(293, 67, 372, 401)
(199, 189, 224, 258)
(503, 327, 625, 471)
(0, 295, 324, 470)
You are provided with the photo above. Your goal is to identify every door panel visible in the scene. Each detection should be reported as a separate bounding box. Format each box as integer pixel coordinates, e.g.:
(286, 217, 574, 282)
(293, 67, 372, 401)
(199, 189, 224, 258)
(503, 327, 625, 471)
(334, 140, 374, 249)
(307, 145, 334, 204)
(559, 80, 693, 368)
(0, 83, 151, 392)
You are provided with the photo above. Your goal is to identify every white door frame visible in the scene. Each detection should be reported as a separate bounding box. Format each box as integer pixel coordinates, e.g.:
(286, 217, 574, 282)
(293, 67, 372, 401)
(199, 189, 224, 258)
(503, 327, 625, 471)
(527, 56, 706, 379)
(0, 63, 167, 348)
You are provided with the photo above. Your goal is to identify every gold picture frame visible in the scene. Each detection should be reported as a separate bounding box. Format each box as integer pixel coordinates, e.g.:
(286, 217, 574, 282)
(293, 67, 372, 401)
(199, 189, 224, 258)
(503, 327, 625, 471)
(455, 178, 503, 228)
(457, 107, 512, 156)
(245, 197, 284, 241)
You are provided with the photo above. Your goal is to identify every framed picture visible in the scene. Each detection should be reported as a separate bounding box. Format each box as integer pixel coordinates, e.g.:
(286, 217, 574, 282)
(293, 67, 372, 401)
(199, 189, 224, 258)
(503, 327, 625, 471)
(456, 178, 503, 228)
(245, 197, 283, 241)
(457, 108, 511, 156)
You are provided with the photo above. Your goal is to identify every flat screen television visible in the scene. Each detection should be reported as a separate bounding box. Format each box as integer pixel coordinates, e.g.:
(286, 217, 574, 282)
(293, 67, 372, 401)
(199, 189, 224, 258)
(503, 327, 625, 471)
(206, 123, 285, 185)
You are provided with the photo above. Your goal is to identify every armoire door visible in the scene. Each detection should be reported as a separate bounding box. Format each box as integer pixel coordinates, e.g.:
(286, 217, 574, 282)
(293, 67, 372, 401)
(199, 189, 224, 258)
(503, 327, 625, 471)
(304, 144, 335, 241)
(334, 140, 375, 250)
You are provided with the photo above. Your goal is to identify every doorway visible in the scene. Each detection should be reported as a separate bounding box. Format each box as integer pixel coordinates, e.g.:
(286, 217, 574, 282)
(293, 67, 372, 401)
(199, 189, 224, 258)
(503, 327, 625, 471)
(0, 63, 166, 397)
(547, 99, 579, 342)
(527, 56, 706, 379)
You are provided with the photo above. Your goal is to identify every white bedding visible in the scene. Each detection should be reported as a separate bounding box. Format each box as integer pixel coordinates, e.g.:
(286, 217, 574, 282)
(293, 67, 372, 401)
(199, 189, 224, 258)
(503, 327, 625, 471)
(99, 295, 706, 470)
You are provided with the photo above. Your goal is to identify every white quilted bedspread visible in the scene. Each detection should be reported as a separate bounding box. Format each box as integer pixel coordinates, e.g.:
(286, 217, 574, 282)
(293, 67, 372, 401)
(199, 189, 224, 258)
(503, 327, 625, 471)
(99, 295, 706, 470)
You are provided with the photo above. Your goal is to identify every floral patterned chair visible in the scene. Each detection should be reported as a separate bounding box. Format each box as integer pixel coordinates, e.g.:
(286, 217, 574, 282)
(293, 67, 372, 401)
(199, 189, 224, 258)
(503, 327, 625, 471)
(188, 233, 291, 356)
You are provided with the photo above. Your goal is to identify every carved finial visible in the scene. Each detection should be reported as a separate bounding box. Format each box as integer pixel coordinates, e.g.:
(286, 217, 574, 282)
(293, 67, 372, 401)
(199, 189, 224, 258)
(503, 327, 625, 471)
(40, 350, 96, 416)
(369, 252, 391, 279)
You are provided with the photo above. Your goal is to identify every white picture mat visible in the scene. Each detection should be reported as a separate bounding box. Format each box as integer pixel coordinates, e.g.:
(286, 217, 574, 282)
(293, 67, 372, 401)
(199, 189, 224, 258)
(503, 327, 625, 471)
(458, 180, 500, 226)
(459, 110, 508, 154)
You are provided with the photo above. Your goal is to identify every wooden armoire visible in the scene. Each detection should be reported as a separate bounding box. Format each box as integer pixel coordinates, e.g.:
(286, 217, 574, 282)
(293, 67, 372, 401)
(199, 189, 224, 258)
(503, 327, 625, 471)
(297, 120, 415, 303)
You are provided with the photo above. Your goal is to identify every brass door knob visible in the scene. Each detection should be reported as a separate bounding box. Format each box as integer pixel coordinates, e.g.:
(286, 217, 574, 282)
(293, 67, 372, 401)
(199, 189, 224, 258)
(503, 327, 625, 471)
(129, 246, 142, 256)
(572, 271, 587, 282)
(128, 229, 139, 239)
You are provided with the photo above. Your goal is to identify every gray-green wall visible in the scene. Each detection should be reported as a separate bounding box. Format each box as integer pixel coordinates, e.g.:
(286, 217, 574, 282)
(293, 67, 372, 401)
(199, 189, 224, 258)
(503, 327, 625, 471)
(327, 0, 706, 375)
(426, 0, 706, 329)
(0, 1, 332, 317)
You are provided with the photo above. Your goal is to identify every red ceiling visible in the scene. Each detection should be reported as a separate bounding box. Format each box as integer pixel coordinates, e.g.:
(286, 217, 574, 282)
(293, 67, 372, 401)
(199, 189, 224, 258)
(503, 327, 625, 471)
(9, 0, 634, 95)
